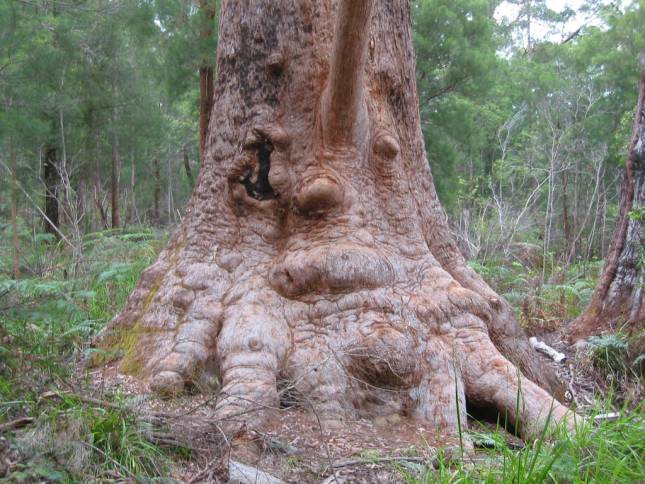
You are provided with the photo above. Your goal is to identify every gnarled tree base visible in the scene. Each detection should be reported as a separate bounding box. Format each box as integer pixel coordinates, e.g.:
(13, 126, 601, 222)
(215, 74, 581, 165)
(97, 229, 573, 441)
(96, 0, 574, 448)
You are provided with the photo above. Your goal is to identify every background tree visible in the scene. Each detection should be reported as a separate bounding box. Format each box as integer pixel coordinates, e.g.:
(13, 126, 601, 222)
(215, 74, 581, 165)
(570, 54, 645, 339)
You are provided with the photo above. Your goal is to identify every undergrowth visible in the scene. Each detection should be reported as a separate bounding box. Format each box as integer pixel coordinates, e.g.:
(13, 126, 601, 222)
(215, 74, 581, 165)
(0, 227, 171, 481)
(470, 258, 603, 333)
(398, 400, 644, 483)
(1, 227, 643, 482)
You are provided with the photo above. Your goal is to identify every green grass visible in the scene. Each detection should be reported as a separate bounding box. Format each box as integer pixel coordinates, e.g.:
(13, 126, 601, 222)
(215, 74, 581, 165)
(398, 401, 644, 483)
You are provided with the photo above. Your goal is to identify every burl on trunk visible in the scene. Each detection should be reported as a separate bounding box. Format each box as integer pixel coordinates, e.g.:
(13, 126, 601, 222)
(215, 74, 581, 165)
(98, 0, 574, 441)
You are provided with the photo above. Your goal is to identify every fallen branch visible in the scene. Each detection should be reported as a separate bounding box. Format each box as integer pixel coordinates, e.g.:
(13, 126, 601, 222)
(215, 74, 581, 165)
(529, 337, 566, 363)
(228, 460, 285, 484)
(594, 412, 620, 422)
(250, 429, 300, 456)
(39, 391, 126, 411)
(0, 417, 34, 433)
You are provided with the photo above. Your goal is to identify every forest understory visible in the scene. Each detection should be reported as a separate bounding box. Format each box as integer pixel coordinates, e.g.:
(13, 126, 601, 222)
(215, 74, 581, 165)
(2, 0, 645, 482)
(0, 229, 642, 483)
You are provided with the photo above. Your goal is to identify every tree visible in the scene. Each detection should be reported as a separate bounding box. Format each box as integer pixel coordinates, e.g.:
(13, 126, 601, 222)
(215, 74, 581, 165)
(198, 0, 217, 163)
(569, 54, 645, 340)
(413, 0, 500, 207)
(98, 0, 574, 442)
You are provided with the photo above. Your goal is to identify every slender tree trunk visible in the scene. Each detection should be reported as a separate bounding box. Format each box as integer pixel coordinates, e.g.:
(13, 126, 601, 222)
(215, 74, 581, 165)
(569, 58, 645, 340)
(98, 0, 572, 447)
(166, 156, 173, 223)
(199, 66, 214, 163)
(183, 148, 193, 186)
(111, 138, 120, 229)
(10, 139, 19, 278)
(43, 145, 60, 237)
(127, 149, 136, 225)
(153, 157, 161, 224)
(562, 169, 570, 258)
(94, 185, 109, 230)
(601, 173, 608, 257)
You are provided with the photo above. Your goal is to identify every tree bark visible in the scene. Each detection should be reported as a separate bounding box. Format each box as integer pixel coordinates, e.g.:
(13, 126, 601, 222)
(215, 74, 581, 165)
(569, 59, 645, 340)
(43, 145, 60, 237)
(98, 0, 572, 444)
(199, 0, 216, 163)
(183, 148, 194, 186)
(562, 169, 570, 256)
(128, 149, 137, 225)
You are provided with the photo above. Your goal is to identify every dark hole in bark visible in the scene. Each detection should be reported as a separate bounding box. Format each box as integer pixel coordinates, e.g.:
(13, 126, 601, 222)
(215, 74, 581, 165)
(466, 398, 520, 437)
(242, 138, 278, 201)
(349, 355, 409, 390)
(277, 381, 301, 409)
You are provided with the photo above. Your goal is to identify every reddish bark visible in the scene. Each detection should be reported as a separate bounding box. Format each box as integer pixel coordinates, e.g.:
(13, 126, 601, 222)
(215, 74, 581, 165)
(98, 0, 573, 444)
(199, 0, 216, 163)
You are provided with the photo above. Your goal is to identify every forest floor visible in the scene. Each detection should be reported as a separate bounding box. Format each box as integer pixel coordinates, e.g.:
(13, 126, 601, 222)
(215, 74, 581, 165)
(1, 228, 643, 483)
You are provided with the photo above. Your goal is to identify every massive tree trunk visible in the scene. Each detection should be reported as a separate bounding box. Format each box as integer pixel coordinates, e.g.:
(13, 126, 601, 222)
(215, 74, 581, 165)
(569, 59, 645, 341)
(98, 0, 572, 443)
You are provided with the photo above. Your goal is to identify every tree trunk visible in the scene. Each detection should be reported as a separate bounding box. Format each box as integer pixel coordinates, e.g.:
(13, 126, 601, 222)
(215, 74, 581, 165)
(43, 145, 60, 237)
(198, 0, 216, 163)
(562, 169, 570, 257)
(183, 148, 194, 186)
(153, 157, 161, 224)
(98, 0, 572, 444)
(126, 148, 136, 226)
(10, 139, 19, 278)
(569, 59, 645, 340)
(111, 135, 120, 229)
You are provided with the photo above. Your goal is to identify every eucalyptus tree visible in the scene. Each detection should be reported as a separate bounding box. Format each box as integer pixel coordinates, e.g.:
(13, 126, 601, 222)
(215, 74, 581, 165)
(98, 0, 574, 446)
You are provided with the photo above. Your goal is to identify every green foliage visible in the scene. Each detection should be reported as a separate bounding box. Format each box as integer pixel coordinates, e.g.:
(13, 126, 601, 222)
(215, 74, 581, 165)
(413, 0, 500, 204)
(470, 258, 602, 330)
(588, 333, 630, 373)
(0, 229, 165, 479)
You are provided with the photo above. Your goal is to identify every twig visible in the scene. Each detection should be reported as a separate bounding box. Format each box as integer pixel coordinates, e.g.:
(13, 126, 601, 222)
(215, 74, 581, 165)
(331, 456, 429, 468)
(0, 417, 35, 433)
(39, 390, 125, 411)
(529, 337, 566, 363)
(0, 159, 75, 249)
(250, 429, 300, 455)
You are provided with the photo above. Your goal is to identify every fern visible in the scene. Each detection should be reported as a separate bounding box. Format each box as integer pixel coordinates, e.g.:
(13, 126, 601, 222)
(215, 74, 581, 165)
(588, 334, 629, 373)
